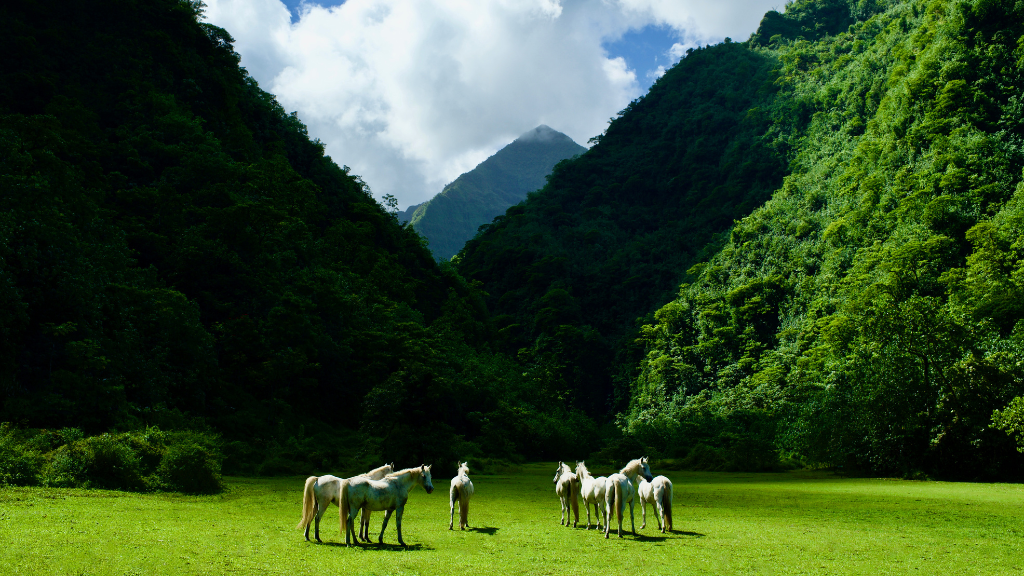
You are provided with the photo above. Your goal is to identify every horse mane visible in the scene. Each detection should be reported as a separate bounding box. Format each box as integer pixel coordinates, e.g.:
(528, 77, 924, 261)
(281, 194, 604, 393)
(363, 463, 392, 477)
(576, 461, 591, 479)
(385, 467, 422, 479)
(620, 458, 641, 476)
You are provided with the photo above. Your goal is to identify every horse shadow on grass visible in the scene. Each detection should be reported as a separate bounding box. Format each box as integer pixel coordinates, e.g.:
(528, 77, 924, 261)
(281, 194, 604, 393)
(466, 526, 499, 535)
(630, 529, 705, 542)
(322, 542, 433, 552)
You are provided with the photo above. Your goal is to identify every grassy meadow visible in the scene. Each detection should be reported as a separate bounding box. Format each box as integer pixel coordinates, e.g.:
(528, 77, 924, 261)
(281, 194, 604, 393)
(1, 463, 1022, 576)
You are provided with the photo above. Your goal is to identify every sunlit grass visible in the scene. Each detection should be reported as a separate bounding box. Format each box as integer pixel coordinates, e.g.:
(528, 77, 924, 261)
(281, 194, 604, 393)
(2, 463, 1022, 575)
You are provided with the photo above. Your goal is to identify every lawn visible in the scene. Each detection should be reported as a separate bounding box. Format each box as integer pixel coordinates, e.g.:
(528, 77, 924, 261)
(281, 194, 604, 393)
(1, 463, 1022, 575)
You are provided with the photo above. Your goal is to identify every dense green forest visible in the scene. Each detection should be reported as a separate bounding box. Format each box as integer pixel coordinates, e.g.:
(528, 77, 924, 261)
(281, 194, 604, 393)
(460, 0, 1024, 479)
(0, 0, 597, 485)
(458, 32, 790, 418)
(405, 125, 585, 261)
(3, 0, 1023, 486)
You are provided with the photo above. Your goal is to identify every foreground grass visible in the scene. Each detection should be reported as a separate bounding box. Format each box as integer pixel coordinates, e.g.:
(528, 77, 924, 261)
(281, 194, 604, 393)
(1, 463, 1022, 575)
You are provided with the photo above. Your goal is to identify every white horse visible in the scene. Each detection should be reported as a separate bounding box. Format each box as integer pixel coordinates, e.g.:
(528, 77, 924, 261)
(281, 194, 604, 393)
(297, 463, 393, 543)
(604, 456, 654, 539)
(449, 461, 475, 530)
(358, 462, 395, 541)
(638, 475, 673, 533)
(575, 461, 607, 530)
(341, 464, 434, 546)
(553, 461, 579, 527)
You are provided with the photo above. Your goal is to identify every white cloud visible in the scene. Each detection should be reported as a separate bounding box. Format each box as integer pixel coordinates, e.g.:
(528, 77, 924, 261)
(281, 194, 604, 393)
(204, 0, 777, 208)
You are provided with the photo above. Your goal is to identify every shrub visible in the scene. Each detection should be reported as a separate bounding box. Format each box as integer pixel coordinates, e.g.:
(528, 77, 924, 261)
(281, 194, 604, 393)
(0, 424, 44, 486)
(24, 427, 83, 453)
(43, 434, 148, 491)
(41, 442, 93, 488)
(86, 434, 147, 491)
(157, 442, 222, 494)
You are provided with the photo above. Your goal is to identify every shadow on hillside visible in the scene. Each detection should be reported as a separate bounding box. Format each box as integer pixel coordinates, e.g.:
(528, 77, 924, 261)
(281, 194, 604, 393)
(467, 526, 499, 535)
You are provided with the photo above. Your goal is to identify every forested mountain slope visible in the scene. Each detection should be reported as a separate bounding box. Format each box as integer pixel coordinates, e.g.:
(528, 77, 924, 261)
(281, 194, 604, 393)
(408, 125, 585, 261)
(626, 0, 1024, 479)
(457, 37, 790, 416)
(0, 0, 597, 474)
(460, 0, 1024, 479)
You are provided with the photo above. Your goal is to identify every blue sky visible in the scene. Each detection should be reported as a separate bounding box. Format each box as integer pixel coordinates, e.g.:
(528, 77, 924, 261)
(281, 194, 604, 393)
(603, 24, 683, 90)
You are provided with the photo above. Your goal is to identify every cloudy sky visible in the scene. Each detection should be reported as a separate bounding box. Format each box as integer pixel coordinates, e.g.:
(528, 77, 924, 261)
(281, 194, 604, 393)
(204, 0, 777, 208)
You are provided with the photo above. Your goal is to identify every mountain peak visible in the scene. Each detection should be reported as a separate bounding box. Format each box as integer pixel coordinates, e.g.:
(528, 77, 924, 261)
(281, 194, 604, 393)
(516, 124, 566, 143)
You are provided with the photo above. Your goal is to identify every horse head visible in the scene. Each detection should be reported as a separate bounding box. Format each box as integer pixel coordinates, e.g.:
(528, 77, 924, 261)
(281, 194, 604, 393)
(575, 461, 588, 479)
(639, 456, 654, 482)
(553, 462, 565, 484)
(421, 464, 434, 494)
(458, 461, 470, 476)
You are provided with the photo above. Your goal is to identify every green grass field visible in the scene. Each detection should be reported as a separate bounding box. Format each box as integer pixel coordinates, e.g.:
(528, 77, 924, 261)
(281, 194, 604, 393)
(2, 463, 1022, 576)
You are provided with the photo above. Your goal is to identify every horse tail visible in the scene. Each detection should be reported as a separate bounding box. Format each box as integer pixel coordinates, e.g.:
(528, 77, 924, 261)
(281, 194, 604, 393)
(297, 476, 317, 530)
(663, 482, 673, 531)
(569, 477, 579, 524)
(614, 479, 623, 524)
(339, 478, 350, 538)
(460, 486, 469, 527)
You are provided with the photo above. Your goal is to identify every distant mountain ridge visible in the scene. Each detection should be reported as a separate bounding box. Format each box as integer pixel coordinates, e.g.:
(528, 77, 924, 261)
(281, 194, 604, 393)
(406, 125, 586, 260)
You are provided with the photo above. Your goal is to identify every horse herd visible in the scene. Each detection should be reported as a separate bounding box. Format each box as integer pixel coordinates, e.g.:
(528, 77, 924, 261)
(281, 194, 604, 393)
(557, 457, 673, 538)
(297, 456, 671, 547)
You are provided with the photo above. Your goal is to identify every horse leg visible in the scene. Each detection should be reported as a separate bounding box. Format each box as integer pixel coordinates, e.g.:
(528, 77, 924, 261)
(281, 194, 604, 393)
(378, 509, 394, 545)
(450, 494, 455, 530)
(640, 499, 647, 530)
(304, 501, 315, 541)
(617, 500, 624, 538)
(346, 505, 361, 547)
(654, 497, 665, 532)
(314, 501, 326, 544)
(362, 508, 373, 542)
(629, 499, 637, 536)
(395, 506, 406, 547)
(461, 497, 469, 530)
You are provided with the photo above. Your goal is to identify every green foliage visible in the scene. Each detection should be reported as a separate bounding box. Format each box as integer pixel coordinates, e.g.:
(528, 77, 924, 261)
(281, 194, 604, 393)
(458, 39, 790, 419)
(0, 0, 593, 470)
(157, 440, 222, 494)
(993, 395, 1024, 452)
(627, 0, 1024, 479)
(0, 424, 45, 486)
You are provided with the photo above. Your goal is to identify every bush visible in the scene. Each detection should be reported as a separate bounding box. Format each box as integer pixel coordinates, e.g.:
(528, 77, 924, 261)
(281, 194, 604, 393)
(0, 425, 44, 486)
(157, 442, 222, 494)
(41, 442, 93, 488)
(86, 434, 147, 491)
(43, 434, 148, 490)
(31, 427, 224, 493)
